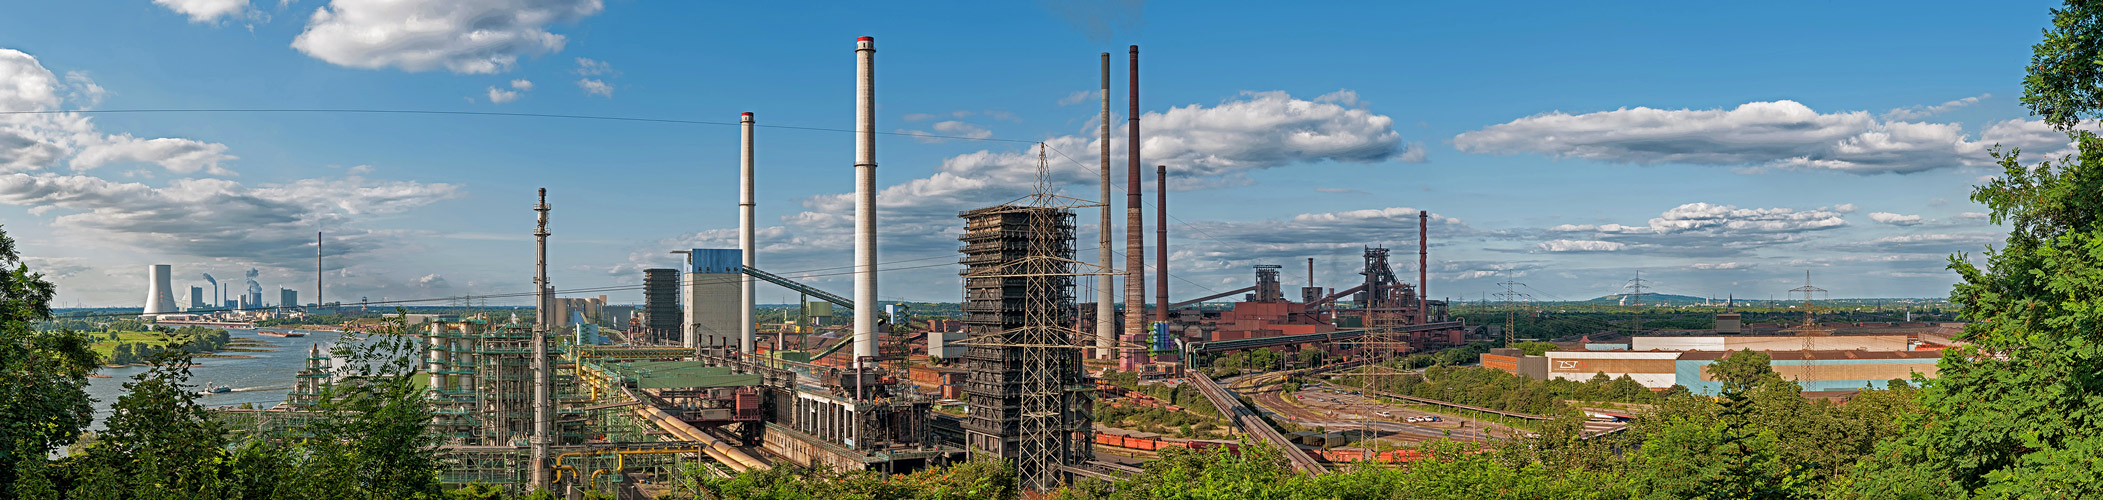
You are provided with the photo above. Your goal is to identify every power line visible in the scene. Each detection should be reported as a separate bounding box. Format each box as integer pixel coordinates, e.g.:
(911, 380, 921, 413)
(49, 258, 966, 320)
(0, 108, 1040, 144)
(18, 109, 1257, 308)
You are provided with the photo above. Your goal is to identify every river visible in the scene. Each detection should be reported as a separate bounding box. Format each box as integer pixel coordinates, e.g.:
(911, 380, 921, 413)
(83, 327, 342, 431)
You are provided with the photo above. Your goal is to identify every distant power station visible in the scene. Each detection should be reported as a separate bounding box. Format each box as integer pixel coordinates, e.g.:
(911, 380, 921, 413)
(142, 264, 178, 315)
(141, 264, 309, 316)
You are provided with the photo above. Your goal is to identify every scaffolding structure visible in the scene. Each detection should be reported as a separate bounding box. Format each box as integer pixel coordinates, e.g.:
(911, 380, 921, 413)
(419, 317, 589, 489)
(288, 343, 328, 409)
(958, 146, 1108, 491)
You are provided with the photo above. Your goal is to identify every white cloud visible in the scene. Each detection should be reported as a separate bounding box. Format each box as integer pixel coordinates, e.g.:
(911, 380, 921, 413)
(71, 135, 237, 175)
(1396, 141, 1427, 163)
(291, 0, 605, 74)
(895, 120, 993, 144)
(1868, 211, 1924, 226)
(1058, 90, 1100, 106)
(485, 78, 532, 103)
(577, 78, 612, 97)
(621, 90, 1425, 299)
(0, 49, 64, 112)
(0, 46, 470, 306)
(1524, 202, 1851, 258)
(1883, 94, 1987, 121)
(1955, 212, 1990, 221)
(62, 71, 106, 108)
(153, 0, 255, 24)
(1828, 232, 1999, 254)
(1647, 203, 1848, 233)
(1, 49, 237, 175)
(573, 57, 615, 76)
(801, 88, 1420, 229)
(1690, 262, 1755, 270)
(0, 172, 458, 267)
(1537, 239, 1625, 252)
(416, 273, 450, 288)
(1453, 99, 2071, 174)
(487, 87, 521, 103)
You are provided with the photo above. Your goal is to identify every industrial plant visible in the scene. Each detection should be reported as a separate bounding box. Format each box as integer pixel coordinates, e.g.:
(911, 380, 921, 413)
(190, 36, 1938, 498)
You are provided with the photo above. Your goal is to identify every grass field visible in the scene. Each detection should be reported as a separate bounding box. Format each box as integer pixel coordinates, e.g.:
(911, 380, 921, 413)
(83, 331, 187, 361)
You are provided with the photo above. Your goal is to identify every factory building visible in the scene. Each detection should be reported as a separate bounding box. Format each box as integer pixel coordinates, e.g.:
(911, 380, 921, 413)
(550, 295, 608, 327)
(280, 288, 298, 309)
(640, 268, 681, 343)
(1482, 330, 1952, 395)
(1676, 350, 1941, 393)
(190, 286, 206, 310)
(1629, 334, 1911, 352)
(683, 249, 742, 349)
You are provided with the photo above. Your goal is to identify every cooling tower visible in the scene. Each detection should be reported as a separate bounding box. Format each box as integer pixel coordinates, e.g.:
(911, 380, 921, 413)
(143, 265, 178, 315)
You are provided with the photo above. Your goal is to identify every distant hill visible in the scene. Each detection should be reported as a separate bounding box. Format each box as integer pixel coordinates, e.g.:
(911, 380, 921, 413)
(1577, 293, 1713, 306)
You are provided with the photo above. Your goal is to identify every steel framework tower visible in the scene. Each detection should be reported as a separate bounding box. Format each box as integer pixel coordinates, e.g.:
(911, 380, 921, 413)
(959, 146, 1106, 491)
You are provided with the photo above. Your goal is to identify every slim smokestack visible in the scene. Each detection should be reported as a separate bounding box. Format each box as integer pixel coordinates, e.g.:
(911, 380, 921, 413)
(1096, 52, 1115, 360)
(853, 36, 879, 365)
(1308, 258, 1315, 288)
(530, 188, 552, 491)
(740, 112, 757, 354)
(316, 232, 322, 309)
(1122, 45, 1145, 369)
(1155, 164, 1167, 323)
(1418, 210, 1428, 325)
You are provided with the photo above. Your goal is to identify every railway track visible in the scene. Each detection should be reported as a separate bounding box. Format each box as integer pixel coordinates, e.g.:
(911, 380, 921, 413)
(1187, 372, 1327, 475)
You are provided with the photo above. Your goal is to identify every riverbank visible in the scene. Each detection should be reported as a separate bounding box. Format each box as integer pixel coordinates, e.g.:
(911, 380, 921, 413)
(88, 328, 256, 368)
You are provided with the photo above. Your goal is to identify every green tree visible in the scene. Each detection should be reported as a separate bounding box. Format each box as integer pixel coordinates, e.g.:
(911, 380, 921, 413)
(1633, 359, 1813, 500)
(69, 343, 234, 499)
(0, 226, 96, 500)
(1845, 3, 2103, 496)
(289, 312, 443, 498)
(1708, 349, 1782, 393)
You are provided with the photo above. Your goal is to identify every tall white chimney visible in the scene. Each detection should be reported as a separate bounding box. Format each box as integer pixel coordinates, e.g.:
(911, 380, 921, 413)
(740, 112, 757, 355)
(1096, 52, 1116, 360)
(853, 36, 879, 365)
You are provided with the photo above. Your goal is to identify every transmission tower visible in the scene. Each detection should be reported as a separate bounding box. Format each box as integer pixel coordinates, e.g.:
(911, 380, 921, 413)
(1622, 270, 1654, 307)
(1493, 278, 1533, 346)
(1785, 270, 1830, 335)
(954, 144, 1127, 492)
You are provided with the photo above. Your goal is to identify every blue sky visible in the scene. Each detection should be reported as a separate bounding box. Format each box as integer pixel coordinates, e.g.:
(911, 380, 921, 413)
(0, 0, 2063, 307)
